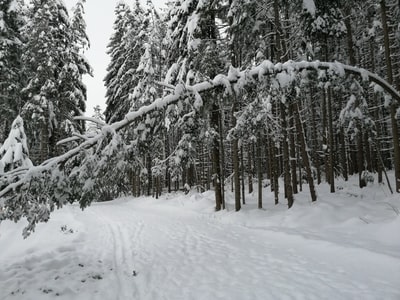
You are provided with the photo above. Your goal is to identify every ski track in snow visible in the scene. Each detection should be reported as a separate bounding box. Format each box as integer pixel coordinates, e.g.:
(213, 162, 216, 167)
(129, 204, 399, 300)
(0, 195, 399, 300)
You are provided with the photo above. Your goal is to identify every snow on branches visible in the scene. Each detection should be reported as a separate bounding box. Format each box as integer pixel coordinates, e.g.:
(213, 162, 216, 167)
(0, 116, 33, 174)
(1, 60, 399, 236)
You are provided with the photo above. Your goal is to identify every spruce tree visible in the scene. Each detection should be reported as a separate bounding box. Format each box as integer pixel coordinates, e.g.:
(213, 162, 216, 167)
(104, 1, 133, 123)
(164, 0, 226, 209)
(21, 0, 91, 163)
(0, 115, 33, 174)
(0, 0, 25, 141)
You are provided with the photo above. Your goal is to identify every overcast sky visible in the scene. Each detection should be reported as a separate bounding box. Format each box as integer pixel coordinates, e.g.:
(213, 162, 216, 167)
(64, 0, 166, 117)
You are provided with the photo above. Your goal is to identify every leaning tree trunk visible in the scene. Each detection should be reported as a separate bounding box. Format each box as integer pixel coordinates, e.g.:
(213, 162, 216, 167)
(293, 101, 317, 202)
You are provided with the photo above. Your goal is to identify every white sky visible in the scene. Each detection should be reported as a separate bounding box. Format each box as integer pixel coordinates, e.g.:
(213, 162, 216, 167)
(64, 0, 166, 117)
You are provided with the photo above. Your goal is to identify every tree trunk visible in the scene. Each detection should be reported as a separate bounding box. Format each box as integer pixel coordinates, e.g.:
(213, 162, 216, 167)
(381, 0, 400, 192)
(357, 128, 366, 188)
(40, 122, 48, 163)
(293, 102, 317, 202)
(240, 146, 246, 205)
(281, 102, 293, 208)
(322, 90, 329, 184)
(289, 103, 298, 194)
(310, 89, 321, 184)
(218, 109, 226, 209)
(231, 97, 241, 211)
(248, 145, 253, 194)
(344, 5, 356, 66)
(327, 87, 335, 193)
(147, 153, 152, 196)
(270, 137, 279, 205)
(257, 133, 263, 209)
(211, 102, 223, 211)
(339, 127, 348, 181)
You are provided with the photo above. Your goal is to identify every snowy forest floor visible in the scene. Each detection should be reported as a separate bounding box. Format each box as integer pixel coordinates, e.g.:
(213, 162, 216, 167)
(0, 175, 399, 300)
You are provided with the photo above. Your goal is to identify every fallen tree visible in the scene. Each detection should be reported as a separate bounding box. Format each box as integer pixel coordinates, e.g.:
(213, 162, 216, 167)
(1, 60, 399, 236)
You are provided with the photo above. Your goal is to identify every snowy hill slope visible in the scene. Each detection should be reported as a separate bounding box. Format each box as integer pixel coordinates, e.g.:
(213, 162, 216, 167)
(0, 177, 399, 300)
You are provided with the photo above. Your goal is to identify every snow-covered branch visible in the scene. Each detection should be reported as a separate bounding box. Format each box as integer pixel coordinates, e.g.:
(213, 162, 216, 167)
(1, 60, 399, 203)
(74, 116, 106, 127)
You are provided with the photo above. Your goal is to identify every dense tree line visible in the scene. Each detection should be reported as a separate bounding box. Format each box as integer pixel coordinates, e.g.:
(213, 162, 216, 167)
(0, 0, 91, 163)
(0, 0, 399, 236)
(100, 0, 400, 207)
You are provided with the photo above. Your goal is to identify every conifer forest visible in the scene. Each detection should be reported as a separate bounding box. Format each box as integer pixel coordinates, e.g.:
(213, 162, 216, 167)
(0, 0, 400, 236)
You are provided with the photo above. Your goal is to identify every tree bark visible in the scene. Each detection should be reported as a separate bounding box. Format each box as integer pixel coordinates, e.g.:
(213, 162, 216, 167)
(343, 5, 356, 66)
(248, 145, 253, 194)
(293, 102, 317, 202)
(357, 128, 366, 188)
(257, 133, 263, 209)
(211, 102, 223, 211)
(231, 96, 241, 211)
(281, 102, 293, 208)
(327, 87, 335, 193)
(240, 146, 246, 205)
(381, 0, 400, 192)
(270, 137, 279, 205)
(339, 127, 348, 181)
(218, 108, 226, 209)
(289, 103, 298, 194)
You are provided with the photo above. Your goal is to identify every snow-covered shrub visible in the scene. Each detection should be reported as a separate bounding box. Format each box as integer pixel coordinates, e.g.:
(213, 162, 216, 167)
(361, 171, 375, 186)
(0, 116, 33, 174)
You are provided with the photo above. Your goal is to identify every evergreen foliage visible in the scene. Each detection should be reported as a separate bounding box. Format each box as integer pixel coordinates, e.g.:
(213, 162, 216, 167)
(1, 0, 400, 236)
(0, 0, 25, 141)
(21, 0, 92, 163)
(0, 115, 32, 174)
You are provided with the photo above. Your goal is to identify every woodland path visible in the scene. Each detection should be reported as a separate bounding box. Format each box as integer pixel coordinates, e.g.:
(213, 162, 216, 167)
(0, 195, 399, 300)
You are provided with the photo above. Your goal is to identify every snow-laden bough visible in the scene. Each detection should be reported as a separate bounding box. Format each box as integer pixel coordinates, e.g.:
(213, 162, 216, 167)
(1, 60, 399, 237)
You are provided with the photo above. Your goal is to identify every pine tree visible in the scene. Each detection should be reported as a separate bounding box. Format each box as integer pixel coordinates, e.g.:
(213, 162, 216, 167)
(104, 1, 134, 123)
(61, 0, 93, 135)
(380, 0, 400, 192)
(0, 115, 33, 174)
(129, 3, 166, 197)
(164, 0, 226, 209)
(103, 1, 166, 197)
(21, 0, 91, 163)
(0, 0, 25, 141)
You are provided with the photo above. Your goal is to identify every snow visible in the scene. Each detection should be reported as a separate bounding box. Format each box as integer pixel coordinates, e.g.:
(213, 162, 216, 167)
(0, 175, 399, 300)
(276, 71, 294, 88)
(2, 59, 400, 204)
(212, 74, 232, 94)
(7, 0, 19, 13)
(302, 0, 316, 17)
(0, 116, 33, 173)
(187, 13, 199, 37)
(13, 143, 23, 163)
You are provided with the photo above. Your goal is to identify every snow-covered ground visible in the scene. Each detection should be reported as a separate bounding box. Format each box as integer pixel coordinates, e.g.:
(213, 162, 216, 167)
(0, 176, 399, 300)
